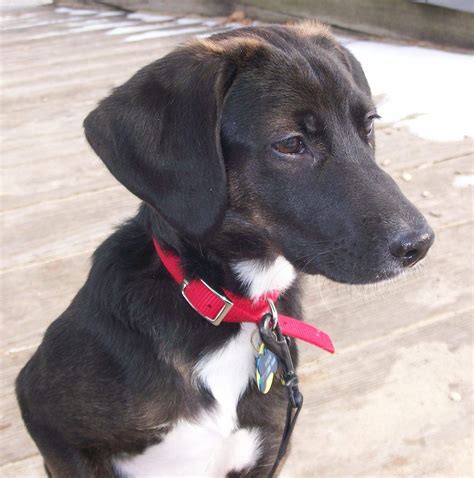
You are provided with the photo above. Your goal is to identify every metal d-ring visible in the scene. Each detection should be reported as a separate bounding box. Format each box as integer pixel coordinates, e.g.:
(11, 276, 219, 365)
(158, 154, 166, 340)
(266, 298, 278, 330)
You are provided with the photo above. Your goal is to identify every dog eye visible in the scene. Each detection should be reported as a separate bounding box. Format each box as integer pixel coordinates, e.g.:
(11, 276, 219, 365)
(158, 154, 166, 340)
(365, 112, 381, 137)
(272, 136, 306, 155)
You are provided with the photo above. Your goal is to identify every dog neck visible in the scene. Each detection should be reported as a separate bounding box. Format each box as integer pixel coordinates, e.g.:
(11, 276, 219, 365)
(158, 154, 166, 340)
(230, 257, 296, 301)
(140, 204, 296, 300)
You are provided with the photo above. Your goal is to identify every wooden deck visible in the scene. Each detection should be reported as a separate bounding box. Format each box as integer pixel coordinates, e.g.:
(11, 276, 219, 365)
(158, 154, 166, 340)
(1, 4, 473, 477)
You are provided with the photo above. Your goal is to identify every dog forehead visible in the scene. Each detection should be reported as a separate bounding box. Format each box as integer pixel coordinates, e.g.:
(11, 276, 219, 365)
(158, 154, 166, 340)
(236, 33, 354, 100)
(223, 54, 354, 137)
(204, 23, 345, 81)
(215, 25, 369, 140)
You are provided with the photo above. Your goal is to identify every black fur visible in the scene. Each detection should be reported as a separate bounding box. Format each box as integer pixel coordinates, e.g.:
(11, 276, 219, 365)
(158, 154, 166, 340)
(16, 24, 433, 477)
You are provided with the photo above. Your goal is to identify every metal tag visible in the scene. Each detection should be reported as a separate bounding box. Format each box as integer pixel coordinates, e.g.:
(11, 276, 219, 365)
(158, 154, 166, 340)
(255, 343, 279, 394)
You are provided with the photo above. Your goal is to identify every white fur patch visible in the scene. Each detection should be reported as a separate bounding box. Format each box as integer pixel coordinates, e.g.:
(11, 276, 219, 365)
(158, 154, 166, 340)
(193, 323, 257, 426)
(232, 256, 296, 300)
(115, 324, 261, 477)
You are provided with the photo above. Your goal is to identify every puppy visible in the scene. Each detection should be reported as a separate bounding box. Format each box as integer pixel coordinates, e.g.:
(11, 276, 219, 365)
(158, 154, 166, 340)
(16, 23, 434, 477)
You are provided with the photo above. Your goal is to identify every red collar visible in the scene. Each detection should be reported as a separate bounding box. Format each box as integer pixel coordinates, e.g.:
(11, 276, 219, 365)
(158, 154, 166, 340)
(153, 238, 334, 354)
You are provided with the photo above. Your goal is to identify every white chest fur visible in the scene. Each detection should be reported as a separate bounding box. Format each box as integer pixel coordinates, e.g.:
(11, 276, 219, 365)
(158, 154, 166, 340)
(115, 324, 261, 477)
(232, 256, 296, 300)
(115, 256, 296, 477)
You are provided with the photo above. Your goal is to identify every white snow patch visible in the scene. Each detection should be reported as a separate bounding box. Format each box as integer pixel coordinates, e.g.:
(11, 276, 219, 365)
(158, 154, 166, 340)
(202, 20, 219, 27)
(1, 19, 69, 31)
(69, 21, 136, 33)
(22, 31, 65, 40)
(453, 175, 474, 188)
(226, 22, 246, 29)
(96, 11, 124, 18)
(55, 7, 95, 16)
(66, 19, 107, 27)
(175, 18, 202, 26)
(107, 23, 174, 36)
(347, 41, 474, 142)
(124, 26, 210, 43)
(127, 12, 174, 23)
(1, 13, 39, 23)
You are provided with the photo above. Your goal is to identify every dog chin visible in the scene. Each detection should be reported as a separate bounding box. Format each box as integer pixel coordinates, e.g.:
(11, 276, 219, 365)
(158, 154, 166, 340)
(300, 261, 407, 285)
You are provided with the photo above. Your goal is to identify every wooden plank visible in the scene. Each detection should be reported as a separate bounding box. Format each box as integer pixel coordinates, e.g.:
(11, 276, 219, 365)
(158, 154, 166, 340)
(97, 0, 474, 48)
(0, 254, 91, 469)
(1, 406, 39, 470)
(1, 18, 219, 60)
(0, 455, 44, 478)
(285, 311, 472, 477)
(1, 253, 90, 351)
(86, 0, 233, 18)
(1, 28, 172, 73)
(1, 40, 203, 102)
(2, 147, 111, 211)
(1, 187, 139, 271)
(238, 0, 474, 48)
(2, 133, 85, 164)
(384, 152, 473, 229)
(375, 127, 473, 172)
(378, 143, 474, 247)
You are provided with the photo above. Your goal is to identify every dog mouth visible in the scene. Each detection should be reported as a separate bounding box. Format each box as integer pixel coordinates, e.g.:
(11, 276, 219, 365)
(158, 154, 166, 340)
(291, 244, 432, 285)
(307, 262, 406, 285)
(283, 223, 435, 285)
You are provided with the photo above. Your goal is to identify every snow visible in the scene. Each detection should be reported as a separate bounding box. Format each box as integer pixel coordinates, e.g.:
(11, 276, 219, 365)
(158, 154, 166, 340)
(124, 26, 210, 43)
(453, 175, 474, 188)
(126, 12, 174, 23)
(346, 41, 474, 142)
(55, 7, 95, 16)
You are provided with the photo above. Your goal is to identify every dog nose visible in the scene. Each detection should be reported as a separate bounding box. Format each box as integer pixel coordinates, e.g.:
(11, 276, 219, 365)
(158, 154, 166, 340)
(390, 227, 434, 267)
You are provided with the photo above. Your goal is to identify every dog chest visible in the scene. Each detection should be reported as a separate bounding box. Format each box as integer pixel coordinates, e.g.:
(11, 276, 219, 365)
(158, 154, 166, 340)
(114, 323, 262, 477)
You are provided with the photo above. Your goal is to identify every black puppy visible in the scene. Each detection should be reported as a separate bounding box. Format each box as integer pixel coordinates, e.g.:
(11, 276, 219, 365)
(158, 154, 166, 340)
(16, 23, 434, 477)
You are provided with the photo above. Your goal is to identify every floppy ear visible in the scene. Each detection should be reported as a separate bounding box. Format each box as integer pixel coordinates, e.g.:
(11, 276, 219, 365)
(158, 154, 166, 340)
(84, 41, 242, 239)
(289, 22, 371, 97)
(339, 46, 372, 96)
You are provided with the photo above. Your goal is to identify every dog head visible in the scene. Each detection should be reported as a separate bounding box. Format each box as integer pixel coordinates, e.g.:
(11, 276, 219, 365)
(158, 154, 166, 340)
(84, 23, 434, 286)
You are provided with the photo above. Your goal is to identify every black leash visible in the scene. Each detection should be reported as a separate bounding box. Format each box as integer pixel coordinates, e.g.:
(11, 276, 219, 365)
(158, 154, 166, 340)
(259, 310, 304, 478)
(268, 389, 303, 478)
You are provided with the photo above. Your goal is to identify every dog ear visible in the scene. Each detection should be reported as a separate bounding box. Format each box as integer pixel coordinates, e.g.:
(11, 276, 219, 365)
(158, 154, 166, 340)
(289, 22, 371, 97)
(339, 46, 372, 96)
(84, 40, 260, 239)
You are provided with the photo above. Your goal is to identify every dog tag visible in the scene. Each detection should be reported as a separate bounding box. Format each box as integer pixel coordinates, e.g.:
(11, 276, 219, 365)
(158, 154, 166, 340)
(255, 343, 279, 394)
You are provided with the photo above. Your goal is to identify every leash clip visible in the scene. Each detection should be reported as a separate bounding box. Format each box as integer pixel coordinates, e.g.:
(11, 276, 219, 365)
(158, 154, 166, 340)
(259, 300, 304, 478)
(259, 300, 303, 409)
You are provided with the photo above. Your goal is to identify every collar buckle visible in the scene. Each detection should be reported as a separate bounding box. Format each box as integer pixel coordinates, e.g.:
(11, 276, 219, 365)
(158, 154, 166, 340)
(181, 279, 233, 326)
